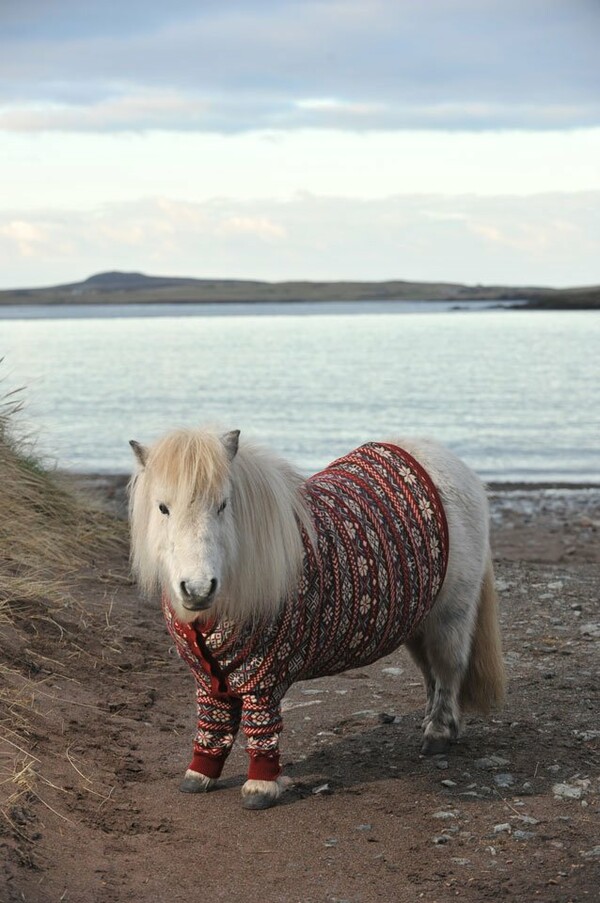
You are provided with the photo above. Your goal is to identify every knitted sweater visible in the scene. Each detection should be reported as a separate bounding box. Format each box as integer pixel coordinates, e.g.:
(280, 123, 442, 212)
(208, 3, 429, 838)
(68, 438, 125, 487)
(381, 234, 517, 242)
(163, 442, 449, 781)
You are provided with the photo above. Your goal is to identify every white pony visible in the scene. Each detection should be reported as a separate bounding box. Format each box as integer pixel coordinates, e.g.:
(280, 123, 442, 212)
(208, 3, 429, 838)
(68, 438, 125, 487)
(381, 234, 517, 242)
(129, 428, 504, 810)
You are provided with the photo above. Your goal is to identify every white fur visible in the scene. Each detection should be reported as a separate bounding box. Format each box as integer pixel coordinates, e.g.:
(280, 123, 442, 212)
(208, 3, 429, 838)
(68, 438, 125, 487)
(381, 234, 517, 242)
(241, 776, 292, 810)
(181, 769, 216, 793)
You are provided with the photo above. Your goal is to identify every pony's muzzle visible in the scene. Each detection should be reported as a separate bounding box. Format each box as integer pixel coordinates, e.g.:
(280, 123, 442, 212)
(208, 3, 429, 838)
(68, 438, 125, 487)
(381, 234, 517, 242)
(180, 578, 218, 610)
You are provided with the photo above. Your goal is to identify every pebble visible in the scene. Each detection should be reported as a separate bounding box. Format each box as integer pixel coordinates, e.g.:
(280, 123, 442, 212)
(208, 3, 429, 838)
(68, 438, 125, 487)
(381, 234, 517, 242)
(580, 623, 600, 638)
(441, 779, 457, 788)
(581, 845, 600, 860)
(575, 729, 600, 741)
(381, 667, 403, 677)
(350, 709, 378, 719)
(434, 759, 449, 770)
(451, 858, 471, 866)
(433, 834, 452, 845)
(513, 830, 535, 841)
(356, 824, 372, 832)
(474, 755, 511, 770)
(378, 712, 396, 724)
(432, 810, 459, 819)
(552, 780, 590, 800)
(313, 783, 332, 795)
(518, 816, 540, 825)
(493, 823, 511, 834)
(494, 773, 515, 788)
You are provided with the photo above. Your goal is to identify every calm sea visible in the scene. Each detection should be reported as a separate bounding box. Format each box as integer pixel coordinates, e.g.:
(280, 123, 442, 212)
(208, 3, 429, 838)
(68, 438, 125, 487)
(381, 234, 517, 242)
(1, 301, 598, 482)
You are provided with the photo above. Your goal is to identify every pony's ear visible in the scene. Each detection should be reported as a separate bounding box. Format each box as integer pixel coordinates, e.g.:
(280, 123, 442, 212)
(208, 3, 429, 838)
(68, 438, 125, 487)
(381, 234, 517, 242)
(221, 429, 240, 461)
(129, 440, 148, 468)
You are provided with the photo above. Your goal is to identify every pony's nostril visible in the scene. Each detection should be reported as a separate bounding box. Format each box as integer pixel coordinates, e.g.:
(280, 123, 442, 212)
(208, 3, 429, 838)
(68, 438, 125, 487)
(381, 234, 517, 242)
(180, 579, 216, 602)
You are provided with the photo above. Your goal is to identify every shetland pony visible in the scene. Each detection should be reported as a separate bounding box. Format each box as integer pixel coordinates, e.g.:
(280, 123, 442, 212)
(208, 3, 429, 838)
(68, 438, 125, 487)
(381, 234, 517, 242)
(129, 429, 504, 810)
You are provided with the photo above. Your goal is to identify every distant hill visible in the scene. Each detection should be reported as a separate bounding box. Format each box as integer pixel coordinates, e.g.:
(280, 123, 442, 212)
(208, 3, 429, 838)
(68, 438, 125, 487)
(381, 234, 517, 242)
(1, 271, 599, 308)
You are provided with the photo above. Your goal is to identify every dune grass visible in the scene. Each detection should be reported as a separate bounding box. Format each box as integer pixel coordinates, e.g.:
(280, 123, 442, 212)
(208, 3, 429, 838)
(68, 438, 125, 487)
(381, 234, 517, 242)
(0, 380, 127, 821)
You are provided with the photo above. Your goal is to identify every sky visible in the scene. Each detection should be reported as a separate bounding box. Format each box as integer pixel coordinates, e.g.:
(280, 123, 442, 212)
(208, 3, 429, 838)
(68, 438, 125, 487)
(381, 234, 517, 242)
(1, 0, 599, 289)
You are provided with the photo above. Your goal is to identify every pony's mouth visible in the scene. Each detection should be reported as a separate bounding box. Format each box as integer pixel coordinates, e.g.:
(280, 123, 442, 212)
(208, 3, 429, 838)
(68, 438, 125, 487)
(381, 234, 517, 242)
(182, 599, 214, 612)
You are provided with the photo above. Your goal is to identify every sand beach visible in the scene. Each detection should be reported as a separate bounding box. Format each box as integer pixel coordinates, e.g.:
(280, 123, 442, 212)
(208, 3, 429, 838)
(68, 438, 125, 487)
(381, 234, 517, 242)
(2, 476, 598, 902)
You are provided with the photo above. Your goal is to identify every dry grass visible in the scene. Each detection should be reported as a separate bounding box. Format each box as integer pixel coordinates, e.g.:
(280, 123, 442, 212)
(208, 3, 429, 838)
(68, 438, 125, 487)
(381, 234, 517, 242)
(0, 379, 127, 820)
(0, 387, 122, 611)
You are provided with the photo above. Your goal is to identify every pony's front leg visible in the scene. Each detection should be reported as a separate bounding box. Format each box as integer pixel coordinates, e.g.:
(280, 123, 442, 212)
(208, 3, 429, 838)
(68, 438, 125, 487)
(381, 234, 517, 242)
(240, 695, 288, 810)
(180, 688, 241, 793)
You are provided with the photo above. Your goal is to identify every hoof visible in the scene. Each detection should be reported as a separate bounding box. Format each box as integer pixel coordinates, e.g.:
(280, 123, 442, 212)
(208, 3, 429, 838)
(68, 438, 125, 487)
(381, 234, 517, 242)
(421, 735, 451, 756)
(242, 792, 275, 810)
(179, 769, 216, 793)
(241, 776, 291, 811)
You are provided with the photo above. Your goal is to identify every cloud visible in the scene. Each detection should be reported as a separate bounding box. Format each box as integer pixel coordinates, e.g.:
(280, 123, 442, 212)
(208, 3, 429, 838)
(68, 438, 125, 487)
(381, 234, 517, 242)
(1, 1, 599, 132)
(215, 215, 286, 240)
(1, 192, 598, 288)
(0, 220, 48, 256)
(0, 91, 211, 132)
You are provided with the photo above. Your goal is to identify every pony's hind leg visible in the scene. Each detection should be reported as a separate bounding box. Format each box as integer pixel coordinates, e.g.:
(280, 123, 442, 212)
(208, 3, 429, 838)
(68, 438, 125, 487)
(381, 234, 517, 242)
(406, 631, 436, 729)
(418, 581, 478, 756)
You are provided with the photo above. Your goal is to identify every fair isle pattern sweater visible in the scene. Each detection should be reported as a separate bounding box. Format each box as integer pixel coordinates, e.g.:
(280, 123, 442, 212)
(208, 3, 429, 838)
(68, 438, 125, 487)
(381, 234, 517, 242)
(162, 442, 449, 782)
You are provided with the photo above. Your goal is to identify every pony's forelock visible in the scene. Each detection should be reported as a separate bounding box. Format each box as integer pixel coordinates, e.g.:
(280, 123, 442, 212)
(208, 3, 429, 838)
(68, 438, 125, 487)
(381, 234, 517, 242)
(146, 430, 230, 508)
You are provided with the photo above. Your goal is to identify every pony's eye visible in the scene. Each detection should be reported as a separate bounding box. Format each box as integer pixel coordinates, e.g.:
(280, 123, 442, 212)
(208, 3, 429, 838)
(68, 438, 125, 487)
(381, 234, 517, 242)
(159, 503, 170, 516)
(217, 499, 227, 514)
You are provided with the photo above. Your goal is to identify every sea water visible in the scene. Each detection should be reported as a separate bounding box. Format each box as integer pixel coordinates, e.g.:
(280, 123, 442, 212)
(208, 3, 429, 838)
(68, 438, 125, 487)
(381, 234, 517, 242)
(1, 302, 598, 481)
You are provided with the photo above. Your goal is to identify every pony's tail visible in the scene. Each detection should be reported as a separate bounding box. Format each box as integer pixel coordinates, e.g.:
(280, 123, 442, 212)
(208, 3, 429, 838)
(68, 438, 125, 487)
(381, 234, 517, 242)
(459, 555, 505, 713)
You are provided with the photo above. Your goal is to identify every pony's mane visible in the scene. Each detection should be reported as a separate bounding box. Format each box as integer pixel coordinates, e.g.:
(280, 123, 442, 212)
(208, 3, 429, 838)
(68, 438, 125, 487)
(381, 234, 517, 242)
(129, 428, 315, 622)
(226, 439, 315, 621)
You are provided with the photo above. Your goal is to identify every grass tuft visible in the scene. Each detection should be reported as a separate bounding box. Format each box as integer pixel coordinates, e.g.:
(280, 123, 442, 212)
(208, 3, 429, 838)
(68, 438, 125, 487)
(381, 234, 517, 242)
(0, 375, 127, 824)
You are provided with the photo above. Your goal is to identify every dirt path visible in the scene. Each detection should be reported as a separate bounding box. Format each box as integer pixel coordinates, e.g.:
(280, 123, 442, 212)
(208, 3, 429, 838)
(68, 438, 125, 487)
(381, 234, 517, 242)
(1, 498, 599, 902)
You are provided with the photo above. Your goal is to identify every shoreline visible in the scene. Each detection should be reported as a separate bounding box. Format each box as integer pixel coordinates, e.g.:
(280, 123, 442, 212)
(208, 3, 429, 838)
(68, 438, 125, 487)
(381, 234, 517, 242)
(63, 471, 600, 488)
(1, 297, 598, 313)
(2, 269, 599, 309)
(62, 472, 600, 565)
(61, 471, 600, 493)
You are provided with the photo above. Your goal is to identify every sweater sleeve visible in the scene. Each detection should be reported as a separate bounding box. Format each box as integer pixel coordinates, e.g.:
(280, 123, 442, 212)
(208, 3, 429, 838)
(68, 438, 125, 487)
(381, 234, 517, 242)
(188, 684, 242, 779)
(240, 693, 283, 781)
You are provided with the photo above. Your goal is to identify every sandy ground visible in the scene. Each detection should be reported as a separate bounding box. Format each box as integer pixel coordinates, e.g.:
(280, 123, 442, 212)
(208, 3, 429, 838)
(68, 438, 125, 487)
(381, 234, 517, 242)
(1, 482, 599, 903)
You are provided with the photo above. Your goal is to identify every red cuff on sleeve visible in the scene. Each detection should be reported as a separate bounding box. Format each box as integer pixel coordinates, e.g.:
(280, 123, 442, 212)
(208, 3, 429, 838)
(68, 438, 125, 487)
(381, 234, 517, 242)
(247, 752, 282, 782)
(189, 750, 228, 779)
